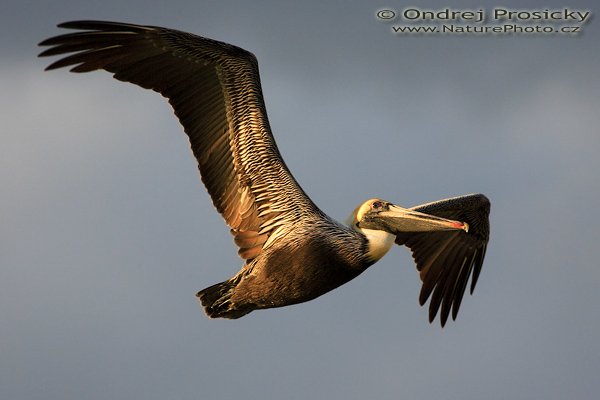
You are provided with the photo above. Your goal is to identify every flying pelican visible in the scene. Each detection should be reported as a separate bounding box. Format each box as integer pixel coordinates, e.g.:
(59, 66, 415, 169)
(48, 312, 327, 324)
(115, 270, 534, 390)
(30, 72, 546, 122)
(39, 21, 490, 326)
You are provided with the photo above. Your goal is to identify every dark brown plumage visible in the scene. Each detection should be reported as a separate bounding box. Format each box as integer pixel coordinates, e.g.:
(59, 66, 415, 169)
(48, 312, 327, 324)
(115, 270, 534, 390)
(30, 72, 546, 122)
(39, 20, 490, 326)
(396, 195, 490, 326)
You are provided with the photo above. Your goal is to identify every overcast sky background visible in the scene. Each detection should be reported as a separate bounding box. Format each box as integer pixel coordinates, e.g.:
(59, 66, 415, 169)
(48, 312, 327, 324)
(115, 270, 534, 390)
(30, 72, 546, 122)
(2, 0, 599, 399)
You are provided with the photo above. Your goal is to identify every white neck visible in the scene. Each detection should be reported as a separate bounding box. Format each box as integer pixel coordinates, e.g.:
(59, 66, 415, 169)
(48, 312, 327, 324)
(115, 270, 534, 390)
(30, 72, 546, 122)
(360, 228, 395, 262)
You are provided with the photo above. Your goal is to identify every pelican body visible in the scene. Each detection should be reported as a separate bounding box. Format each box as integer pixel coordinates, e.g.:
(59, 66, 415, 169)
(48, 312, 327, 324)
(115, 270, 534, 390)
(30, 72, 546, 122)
(39, 21, 490, 326)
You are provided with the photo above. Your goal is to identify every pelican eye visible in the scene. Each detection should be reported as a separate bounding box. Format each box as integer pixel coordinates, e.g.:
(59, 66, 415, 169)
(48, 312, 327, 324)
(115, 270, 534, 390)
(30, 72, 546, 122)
(371, 201, 383, 210)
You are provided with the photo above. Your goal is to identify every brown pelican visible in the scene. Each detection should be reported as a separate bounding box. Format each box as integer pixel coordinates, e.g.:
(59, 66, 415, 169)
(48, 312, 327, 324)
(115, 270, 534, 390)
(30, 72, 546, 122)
(39, 21, 490, 326)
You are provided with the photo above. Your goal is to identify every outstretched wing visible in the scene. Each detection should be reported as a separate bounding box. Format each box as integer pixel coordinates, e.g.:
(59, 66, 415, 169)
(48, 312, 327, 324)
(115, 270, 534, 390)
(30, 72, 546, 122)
(395, 194, 490, 326)
(39, 20, 321, 261)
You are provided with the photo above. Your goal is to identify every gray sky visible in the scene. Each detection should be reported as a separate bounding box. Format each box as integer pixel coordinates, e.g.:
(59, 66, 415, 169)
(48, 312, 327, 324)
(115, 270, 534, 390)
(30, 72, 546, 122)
(2, 0, 599, 399)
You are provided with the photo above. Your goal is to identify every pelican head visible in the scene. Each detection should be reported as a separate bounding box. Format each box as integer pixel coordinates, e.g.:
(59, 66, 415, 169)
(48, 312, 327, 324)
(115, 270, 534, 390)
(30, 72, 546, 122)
(347, 198, 468, 262)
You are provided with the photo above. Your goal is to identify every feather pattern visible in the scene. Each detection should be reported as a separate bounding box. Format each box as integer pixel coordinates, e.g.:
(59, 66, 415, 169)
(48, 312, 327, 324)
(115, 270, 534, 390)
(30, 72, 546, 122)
(39, 20, 323, 261)
(396, 194, 490, 326)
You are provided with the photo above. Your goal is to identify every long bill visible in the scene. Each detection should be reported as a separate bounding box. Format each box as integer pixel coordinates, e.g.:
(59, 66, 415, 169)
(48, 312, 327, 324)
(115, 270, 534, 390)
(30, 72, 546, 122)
(376, 205, 469, 234)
